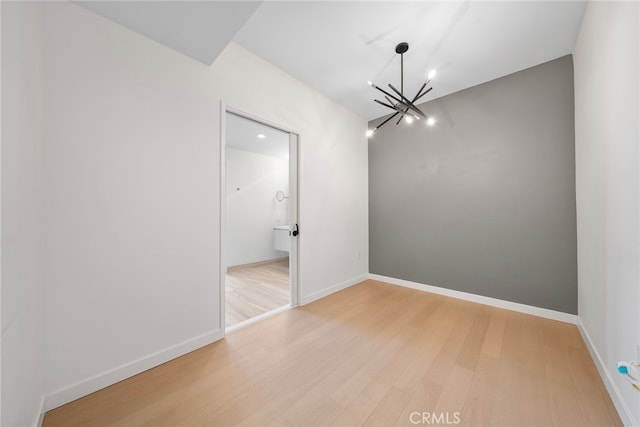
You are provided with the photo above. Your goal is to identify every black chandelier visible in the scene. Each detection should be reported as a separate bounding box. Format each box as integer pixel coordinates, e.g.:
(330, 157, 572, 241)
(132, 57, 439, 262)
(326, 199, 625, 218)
(367, 42, 435, 137)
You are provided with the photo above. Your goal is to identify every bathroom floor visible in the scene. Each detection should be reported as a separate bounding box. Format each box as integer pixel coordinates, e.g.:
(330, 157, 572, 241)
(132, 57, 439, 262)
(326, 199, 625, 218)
(225, 258, 290, 328)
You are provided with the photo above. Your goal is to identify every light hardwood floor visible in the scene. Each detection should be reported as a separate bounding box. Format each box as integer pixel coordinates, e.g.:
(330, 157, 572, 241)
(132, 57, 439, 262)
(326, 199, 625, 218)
(43, 280, 622, 426)
(226, 258, 290, 327)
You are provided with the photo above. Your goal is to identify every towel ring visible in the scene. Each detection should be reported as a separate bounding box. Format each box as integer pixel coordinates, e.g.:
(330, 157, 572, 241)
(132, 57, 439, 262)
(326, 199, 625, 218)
(275, 191, 289, 202)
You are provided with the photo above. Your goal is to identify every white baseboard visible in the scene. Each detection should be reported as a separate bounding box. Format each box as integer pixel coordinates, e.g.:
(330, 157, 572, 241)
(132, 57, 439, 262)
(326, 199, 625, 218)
(369, 274, 577, 324)
(33, 395, 45, 427)
(577, 320, 637, 427)
(43, 329, 224, 411)
(300, 273, 369, 305)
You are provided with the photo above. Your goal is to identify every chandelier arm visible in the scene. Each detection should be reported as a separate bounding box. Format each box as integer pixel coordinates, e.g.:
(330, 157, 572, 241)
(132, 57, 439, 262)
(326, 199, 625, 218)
(388, 84, 426, 118)
(408, 102, 426, 117)
(387, 83, 411, 102)
(395, 101, 416, 117)
(387, 84, 413, 104)
(395, 102, 414, 125)
(395, 110, 419, 126)
(412, 81, 429, 102)
(373, 84, 403, 105)
(393, 98, 426, 118)
(385, 99, 410, 125)
(374, 112, 400, 131)
(383, 95, 403, 113)
(374, 99, 397, 111)
(383, 96, 410, 118)
(414, 86, 433, 102)
(402, 101, 426, 118)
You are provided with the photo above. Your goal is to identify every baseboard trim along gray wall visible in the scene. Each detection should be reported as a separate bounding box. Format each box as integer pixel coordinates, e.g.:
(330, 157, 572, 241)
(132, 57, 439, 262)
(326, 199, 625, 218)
(369, 274, 577, 324)
(368, 55, 577, 314)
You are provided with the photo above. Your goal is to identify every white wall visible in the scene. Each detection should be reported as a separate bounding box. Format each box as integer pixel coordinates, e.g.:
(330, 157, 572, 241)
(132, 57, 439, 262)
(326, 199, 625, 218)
(211, 45, 369, 304)
(226, 147, 289, 267)
(1, 2, 45, 425)
(574, 2, 640, 425)
(40, 1, 368, 410)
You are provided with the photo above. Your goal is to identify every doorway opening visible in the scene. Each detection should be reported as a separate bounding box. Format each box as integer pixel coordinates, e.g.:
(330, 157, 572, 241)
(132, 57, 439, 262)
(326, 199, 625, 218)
(222, 110, 299, 332)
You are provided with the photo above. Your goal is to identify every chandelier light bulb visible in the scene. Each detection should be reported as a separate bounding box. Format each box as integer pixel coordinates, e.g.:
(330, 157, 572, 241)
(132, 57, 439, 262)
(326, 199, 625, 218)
(366, 129, 374, 137)
(404, 115, 414, 124)
(367, 80, 373, 86)
(426, 117, 436, 127)
(428, 69, 437, 80)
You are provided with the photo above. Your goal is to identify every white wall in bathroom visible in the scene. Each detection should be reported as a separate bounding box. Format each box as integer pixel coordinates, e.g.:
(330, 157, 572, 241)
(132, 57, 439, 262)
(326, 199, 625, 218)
(226, 147, 289, 267)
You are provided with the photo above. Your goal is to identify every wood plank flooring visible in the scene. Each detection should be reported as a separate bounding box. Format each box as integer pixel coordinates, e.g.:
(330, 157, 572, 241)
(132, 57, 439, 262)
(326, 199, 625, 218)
(226, 258, 289, 327)
(43, 280, 622, 426)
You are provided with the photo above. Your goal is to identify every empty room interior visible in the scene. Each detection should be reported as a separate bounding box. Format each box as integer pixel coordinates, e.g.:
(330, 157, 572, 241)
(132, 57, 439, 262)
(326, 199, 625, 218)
(2, 1, 639, 426)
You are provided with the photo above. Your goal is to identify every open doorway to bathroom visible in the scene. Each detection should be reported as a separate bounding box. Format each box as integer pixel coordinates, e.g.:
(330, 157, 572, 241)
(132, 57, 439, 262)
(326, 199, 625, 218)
(223, 110, 298, 331)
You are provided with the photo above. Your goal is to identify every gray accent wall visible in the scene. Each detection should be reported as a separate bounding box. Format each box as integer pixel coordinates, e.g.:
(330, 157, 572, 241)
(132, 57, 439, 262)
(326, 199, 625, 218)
(369, 55, 577, 314)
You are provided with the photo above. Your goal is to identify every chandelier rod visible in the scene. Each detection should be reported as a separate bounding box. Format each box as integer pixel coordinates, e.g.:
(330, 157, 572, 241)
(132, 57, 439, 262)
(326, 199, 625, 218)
(400, 50, 404, 97)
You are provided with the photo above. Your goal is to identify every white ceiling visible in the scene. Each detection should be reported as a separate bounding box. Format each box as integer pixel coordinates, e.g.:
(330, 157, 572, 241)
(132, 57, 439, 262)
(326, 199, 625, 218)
(76, 1, 587, 121)
(226, 112, 290, 160)
(75, 1, 262, 65)
(235, 1, 587, 120)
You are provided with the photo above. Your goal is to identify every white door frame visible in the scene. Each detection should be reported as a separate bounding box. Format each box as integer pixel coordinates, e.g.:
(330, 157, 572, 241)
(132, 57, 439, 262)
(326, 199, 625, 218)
(219, 103, 300, 334)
